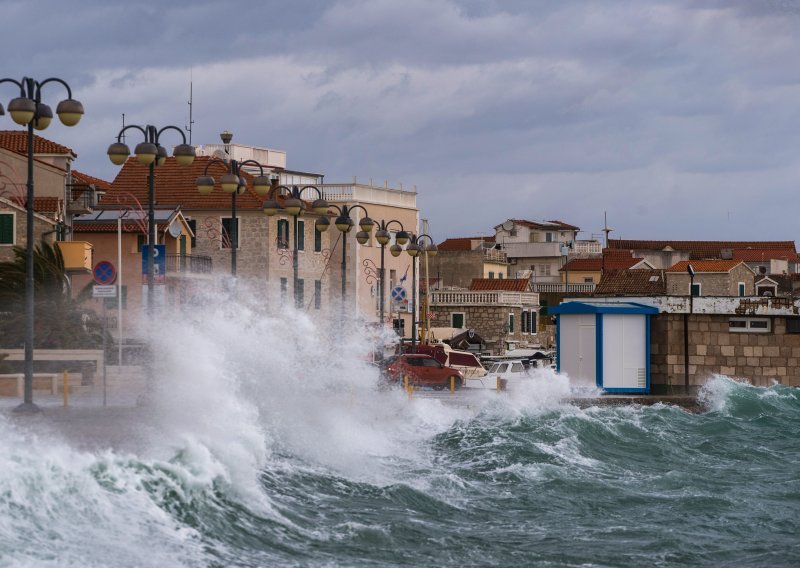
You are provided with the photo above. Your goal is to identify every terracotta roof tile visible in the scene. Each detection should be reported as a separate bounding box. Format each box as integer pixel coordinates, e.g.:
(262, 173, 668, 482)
(666, 260, 744, 273)
(22, 197, 62, 216)
(609, 239, 796, 260)
(108, 156, 269, 210)
(469, 278, 530, 292)
(594, 269, 667, 296)
(438, 236, 495, 251)
(72, 170, 112, 191)
(731, 249, 795, 262)
(0, 130, 77, 158)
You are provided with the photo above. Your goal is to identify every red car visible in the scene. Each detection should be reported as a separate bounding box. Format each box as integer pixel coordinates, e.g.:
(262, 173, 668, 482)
(384, 354, 464, 390)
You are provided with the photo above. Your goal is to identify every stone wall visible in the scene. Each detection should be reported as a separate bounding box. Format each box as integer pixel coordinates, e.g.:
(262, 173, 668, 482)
(666, 264, 755, 296)
(430, 250, 484, 289)
(650, 313, 800, 388)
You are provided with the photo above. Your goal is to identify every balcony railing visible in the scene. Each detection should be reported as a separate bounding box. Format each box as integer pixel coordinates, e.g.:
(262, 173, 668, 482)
(532, 283, 596, 294)
(67, 186, 97, 214)
(430, 290, 539, 307)
(165, 254, 213, 274)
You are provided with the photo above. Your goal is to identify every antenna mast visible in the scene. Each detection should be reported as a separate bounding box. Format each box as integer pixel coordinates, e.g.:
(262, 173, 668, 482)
(603, 211, 613, 249)
(186, 74, 195, 144)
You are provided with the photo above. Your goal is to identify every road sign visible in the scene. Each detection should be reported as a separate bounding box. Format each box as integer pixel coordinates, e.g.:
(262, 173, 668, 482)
(93, 260, 116, 285)
(141, 244, 166, 283)
(92, 285, 117, 298)
(391, 286, 407, 302)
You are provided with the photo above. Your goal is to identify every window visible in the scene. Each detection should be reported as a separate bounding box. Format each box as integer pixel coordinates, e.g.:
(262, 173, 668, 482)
(522, 310, 528, 333)
(489, 271, 495, 279)
(786, 318, 800, 334)
(393, 318, 405, 335)
(297, 278, 304, 305)
(315, 280, 322, 309)
(690, 283, 701, 297)
(511, 362, 525, 373)
(729, 317, 771, 333)
(221, 217, 239, 249)
(186, 219, 196, 248)
(280, 277, 288, 300)
(451, 312, 465, 328)
(738, 282, 746, 297)
(498, 273, 503, 280)
(0, 213, 14, 245)
(508, 313, 514, 333)
(545, 232, 553, 242)
(390, 269, 397, 289)
(297, 220, 305, 251)
(277, 219, 289, 249)
(584, 277, 594, 283)
(314, 227, 322, 252)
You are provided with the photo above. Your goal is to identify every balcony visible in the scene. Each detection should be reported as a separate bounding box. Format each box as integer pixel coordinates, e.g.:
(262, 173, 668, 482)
(430, 290, 539, 307)
(67, 186, 98, 214)
(320, 183, 417, 209)
(532, 283, 596, 294)
(165, 254, 213, 274)
(502, 241, 563, 259)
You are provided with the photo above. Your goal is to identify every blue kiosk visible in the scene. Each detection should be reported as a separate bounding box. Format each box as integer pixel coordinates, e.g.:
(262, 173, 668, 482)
(549, 301, 659, 393)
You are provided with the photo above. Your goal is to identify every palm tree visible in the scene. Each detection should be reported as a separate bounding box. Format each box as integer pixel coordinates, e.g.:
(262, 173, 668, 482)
(0, 242, 104, 349)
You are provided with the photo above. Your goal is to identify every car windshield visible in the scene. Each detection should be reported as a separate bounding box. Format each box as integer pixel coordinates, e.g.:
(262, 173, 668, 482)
(421, 358, 441, 368)
(488, 363, 501, 373)
(511, 362, 525, 373)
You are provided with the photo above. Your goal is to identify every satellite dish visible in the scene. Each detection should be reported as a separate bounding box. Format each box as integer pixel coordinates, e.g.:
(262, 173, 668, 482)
(502, 220, 514, 231)
(168, 222, 182, 238)
(212, 149, 227, 160)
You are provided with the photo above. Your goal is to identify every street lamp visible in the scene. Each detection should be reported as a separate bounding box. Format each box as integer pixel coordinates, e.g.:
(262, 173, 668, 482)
(314, 204, 374, 313)
(107, 124, 195, 311)
(684, 263, 696, 394)
(262, 184, 329, 308)
(372, 220, 409, 326)
(404, 233, 438, 352)
(196, 131, 272, 275)
(0, 76, 84, 413)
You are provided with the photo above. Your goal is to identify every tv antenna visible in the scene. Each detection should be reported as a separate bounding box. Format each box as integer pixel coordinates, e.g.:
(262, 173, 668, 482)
(186, 71, 195, 144)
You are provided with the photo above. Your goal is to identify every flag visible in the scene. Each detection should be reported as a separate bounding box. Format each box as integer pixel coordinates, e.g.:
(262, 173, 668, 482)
(399, 265, 409, 284)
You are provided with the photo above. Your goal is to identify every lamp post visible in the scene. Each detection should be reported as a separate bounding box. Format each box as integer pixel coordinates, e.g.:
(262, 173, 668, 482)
(404, 233, 438, 352)
(373, 220, 410, 326)
(0, 76, 84, 413)
(685, 263, 695, 394)
(314, 204, 374, 314)
(262, 185, 329, 307)
(107, 124, 196, 311)
(196, 131, 272, 276)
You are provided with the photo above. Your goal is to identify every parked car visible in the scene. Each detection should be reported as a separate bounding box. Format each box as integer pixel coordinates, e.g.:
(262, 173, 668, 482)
(383, 354, 464, 390)
(464, 359, 531, 389)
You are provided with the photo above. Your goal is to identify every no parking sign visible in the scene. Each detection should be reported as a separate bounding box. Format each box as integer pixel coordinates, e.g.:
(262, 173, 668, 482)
(93, 261, 116, 285)
(391, 286, 407, 302)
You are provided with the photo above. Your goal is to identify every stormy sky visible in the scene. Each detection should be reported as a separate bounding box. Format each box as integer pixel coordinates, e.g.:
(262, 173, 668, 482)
(2, 0, 800, 244)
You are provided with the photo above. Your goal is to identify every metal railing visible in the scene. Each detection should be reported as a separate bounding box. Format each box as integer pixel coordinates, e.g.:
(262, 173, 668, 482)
(67, 186, 97, 213)
(165, 254, 213, 274)
(429, 290, 539, 306)
(532, 283, 596, 293)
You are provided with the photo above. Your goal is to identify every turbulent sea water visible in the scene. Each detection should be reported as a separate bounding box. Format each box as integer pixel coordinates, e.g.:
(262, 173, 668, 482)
(2, 302, 799, 567)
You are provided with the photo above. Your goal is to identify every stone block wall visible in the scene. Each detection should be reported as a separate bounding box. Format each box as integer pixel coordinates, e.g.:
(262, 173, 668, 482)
(650, 313, 800, 388)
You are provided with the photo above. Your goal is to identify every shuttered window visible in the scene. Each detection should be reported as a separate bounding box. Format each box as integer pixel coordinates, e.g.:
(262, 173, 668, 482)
(0, 214, 13, 245)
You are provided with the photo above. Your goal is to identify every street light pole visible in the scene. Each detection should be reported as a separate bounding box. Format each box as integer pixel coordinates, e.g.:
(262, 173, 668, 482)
(108, 125, 196, 311)
(263, 186, 330, 308)
(374, 220, 409, 326)
(1, 76, 84, 413)
(404, 233, 438, 353)
(196, 132, 273, 276)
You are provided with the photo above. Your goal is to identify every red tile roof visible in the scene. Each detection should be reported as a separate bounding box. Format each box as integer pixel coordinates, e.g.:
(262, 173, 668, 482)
(73, 222, 146, 233)
(0, 130, 77, 158)
(594, 269, 667, 296)
(666, 260, 745, 273)
(438, 236, 495, 251)
(469, 278, 530, 292)
(72, 170, 112, 191)
(609, 239, 796, 260)
(560, 255, 643, 272)
(509, 219, 580, 231)
(108, 156, 269, 210)
(732, 249, 795, 262)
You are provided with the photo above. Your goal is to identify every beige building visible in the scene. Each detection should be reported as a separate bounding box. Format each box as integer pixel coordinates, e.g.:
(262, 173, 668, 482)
(428, 236, 508, 289)
(665, 260, 755, 297)
(494, 219, 580, 284)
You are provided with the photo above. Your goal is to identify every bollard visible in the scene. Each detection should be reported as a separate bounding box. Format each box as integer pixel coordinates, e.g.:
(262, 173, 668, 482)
(404, 375, 413, 399)
(63, 370, 69, 407)
(450, 375, 456, 393)
(496, 377, 507, 392)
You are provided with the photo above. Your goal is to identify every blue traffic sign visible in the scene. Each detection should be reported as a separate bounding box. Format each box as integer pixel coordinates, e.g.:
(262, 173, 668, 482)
(391, 286, 407, 302)
(93, 261, 116, 285)
(141, 244, 166, 283)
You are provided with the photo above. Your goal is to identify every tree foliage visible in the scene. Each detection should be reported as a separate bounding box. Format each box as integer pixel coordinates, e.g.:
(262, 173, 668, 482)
(0, 242, 104, 349)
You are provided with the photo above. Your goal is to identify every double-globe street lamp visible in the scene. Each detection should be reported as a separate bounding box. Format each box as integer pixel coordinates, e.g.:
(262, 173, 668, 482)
(107, 125, 196, 311)
(262, 186, 329, 307)
(314, 204, 374, 313)
(0, 76, 84, 413)
(196, 131, 273, 276)
(371, 220, 410, 326)
(404, 233, 438, 352)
